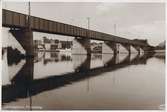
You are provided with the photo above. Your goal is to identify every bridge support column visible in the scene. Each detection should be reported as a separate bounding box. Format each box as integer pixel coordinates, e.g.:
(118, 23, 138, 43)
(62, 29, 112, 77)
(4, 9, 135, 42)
(11, 58, 34, 84)
(121, 44, 131, 55)
(102, 41, 117, 55)
(122, 53, 131, 64)
(103, 53, 117, 67)
(9, 28, 34, 57)
(132, 45, 140, 55)
(74, 55, 91, 73)
(140, 47, 150, 54)
(72, 37, 91, 56)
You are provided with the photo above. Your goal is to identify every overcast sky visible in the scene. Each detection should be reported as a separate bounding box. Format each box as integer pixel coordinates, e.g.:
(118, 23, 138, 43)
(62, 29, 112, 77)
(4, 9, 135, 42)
(2, 2, 165, 46)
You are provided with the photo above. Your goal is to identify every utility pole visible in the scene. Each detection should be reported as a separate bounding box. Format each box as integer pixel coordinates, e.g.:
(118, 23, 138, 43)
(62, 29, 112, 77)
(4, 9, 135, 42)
(28, 1, 31, 29)
(87, 17, 90, 38)
(4, 2, 7, 9)
(87, 17, 90, 52)
(87, 17, 90, 30)
(114, 24, 119, 53)
(114, 24, 116, 35)
(87, 17, 90, 92)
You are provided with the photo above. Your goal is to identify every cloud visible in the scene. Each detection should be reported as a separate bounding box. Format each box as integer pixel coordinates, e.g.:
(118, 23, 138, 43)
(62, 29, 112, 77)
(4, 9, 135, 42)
(118, 20, 165, 46)
(95, 3, 165, 46)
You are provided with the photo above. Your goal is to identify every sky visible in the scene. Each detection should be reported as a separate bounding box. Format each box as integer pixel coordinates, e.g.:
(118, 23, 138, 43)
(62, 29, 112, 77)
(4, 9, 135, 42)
(2, 2, 165, 46)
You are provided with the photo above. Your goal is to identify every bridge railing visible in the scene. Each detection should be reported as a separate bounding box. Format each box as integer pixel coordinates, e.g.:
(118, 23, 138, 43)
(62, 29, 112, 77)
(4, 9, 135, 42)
(3, 9, 27, 28)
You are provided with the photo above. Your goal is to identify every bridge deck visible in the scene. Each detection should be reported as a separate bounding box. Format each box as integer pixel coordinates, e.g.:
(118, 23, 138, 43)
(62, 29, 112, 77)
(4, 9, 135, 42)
(2, 9, 147, 46)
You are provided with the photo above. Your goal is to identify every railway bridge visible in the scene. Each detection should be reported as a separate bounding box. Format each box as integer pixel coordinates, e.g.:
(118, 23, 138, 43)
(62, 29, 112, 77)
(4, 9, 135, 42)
(2, 9, 152, 57)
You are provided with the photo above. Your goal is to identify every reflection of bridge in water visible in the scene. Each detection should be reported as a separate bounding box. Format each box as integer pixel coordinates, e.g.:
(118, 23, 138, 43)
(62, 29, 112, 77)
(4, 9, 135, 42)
(2, 52, 154, 104)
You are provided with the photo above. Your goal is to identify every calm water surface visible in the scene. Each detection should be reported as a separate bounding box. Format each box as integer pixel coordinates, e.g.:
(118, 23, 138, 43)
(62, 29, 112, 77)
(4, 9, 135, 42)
(2, 51, 165, 110)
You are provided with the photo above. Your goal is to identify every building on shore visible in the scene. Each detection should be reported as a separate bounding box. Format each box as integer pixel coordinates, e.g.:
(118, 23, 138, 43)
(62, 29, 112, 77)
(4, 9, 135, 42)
(34, 36, 103, 53)
(34, 36, 73, 52)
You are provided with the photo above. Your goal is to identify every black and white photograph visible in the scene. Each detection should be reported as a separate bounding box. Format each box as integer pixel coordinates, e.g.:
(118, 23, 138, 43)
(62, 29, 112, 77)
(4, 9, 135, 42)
(1, 0, 166, 111)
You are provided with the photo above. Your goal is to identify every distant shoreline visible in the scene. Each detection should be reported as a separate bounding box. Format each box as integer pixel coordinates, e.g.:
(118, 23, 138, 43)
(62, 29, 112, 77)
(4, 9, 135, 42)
(154, 49, 165, 58)
(154, 49, 165, 53)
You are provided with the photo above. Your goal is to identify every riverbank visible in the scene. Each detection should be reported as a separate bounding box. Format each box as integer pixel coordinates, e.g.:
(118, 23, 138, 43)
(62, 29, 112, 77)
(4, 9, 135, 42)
(154, 50, 165, 59)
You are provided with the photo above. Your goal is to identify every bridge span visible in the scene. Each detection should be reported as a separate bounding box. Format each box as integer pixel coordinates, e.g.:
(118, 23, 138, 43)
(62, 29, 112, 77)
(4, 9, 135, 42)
(2, 9, 152, 56)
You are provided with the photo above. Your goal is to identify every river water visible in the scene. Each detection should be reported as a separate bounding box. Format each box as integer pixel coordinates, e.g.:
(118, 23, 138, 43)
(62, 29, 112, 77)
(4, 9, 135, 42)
(2, 51, 165, 110)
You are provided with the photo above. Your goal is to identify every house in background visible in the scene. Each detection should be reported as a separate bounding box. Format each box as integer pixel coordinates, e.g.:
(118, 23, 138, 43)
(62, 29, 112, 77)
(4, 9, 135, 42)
(34, 36, 73, 52)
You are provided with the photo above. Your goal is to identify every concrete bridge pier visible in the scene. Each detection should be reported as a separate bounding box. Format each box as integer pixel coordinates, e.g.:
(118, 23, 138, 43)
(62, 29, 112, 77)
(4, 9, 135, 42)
(132, 45, 140, 55)
(74, 55, 91, 73)
(102, 41, 117, 55)
(72, 37, 91, 56)
(104, 53, 117, 66)
(121, 44, 131, 55)
(140, 46, 150, 54)
(11, 58, 34, 84)
(9, 28, 34, 57)
(122, 53, 131, 64)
